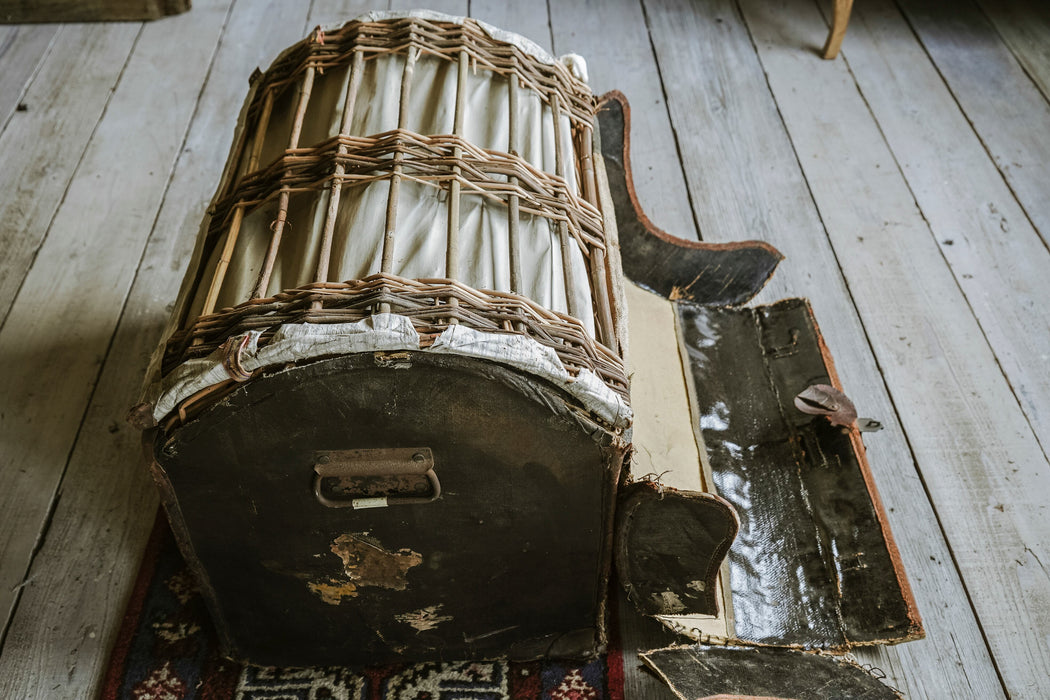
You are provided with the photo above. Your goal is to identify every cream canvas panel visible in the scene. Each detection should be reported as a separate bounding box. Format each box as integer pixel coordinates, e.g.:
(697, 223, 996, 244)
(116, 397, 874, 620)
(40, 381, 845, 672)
(625, 281, 705, 492)
(624, 281, 732, 640)
(189, 50, 593, 335)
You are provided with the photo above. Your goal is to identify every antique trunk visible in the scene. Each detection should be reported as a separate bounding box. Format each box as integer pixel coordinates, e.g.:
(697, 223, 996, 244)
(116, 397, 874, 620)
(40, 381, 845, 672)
(132, 11, 921, 681)
(135, 11, 635, 667)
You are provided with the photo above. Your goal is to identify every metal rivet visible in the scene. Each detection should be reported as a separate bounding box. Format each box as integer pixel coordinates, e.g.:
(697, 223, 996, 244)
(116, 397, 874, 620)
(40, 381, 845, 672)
(412, 452, 425, 462)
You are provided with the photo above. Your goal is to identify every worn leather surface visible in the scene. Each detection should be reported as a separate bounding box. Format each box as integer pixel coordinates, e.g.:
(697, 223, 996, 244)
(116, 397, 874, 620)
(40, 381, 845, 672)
(677, 299, 922, 647)
(615, 481, 738, 616)
(642, 645, 901, 699)
(154, 352, 626, 666)
(596, 91, 782, 306)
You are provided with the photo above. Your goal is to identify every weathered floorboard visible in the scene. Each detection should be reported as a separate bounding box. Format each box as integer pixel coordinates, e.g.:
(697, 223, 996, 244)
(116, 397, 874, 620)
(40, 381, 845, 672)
(839, 0, 1050, 486)
(741, 0, 1050, 696)
(550, 0, 699, 242)
(0, 23, 140, 331)
(0, 24, 58, 133)
(975, 0, 1050, 104)
(389, 0, 467, 15)
(0, 0, 317, 696)
(839, 0, 1050, 540)
(899, 0, 1050, 250)
(306, 0, 375, 28)
(0, 0, 231, 658)
(647, 0, 1006, 696)
(469, 0, 552, 50)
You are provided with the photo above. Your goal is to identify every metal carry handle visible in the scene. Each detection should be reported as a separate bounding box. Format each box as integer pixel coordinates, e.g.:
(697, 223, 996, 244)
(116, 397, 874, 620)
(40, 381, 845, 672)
(312, 447, 441, 509)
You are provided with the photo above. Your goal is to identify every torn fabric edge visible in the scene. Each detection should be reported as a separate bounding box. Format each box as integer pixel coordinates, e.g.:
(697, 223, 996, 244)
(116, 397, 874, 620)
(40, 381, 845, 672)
(429, 323, 630, 427)
(146, 314, 632, 430)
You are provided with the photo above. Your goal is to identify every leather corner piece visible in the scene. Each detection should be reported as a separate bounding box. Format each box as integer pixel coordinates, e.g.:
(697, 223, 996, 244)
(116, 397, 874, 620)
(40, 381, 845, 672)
(640, 645, 902, 700)
(595, 90, 783, 306)
(615, 481, 739, 617)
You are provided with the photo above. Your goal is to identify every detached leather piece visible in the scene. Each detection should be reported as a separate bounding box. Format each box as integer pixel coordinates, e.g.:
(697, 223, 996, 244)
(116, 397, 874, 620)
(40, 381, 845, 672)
(677, 299, 922, 648)
(641, 645, 902, 700)
(596, 91, 783, 306)
(615, 482, 739, 616)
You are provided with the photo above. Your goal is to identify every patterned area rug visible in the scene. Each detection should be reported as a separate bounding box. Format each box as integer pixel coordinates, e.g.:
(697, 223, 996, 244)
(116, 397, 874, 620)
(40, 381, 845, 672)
(102, 515, 625, 700)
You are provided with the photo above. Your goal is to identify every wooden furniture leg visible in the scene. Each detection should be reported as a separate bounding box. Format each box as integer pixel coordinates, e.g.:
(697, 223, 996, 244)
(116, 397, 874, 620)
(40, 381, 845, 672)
(822, 0, 854, 59)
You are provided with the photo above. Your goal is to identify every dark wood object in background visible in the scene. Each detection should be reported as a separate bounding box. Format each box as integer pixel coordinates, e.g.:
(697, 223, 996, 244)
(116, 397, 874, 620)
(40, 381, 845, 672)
(0, 0, 189, 23)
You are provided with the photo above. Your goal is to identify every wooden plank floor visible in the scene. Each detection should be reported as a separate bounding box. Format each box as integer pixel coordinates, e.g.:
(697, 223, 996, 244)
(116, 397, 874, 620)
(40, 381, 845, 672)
(0, 0, 1047, 697)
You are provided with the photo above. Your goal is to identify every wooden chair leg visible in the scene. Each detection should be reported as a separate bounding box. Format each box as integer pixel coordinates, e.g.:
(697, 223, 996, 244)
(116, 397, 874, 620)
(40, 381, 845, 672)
(822, 0, 854, 59)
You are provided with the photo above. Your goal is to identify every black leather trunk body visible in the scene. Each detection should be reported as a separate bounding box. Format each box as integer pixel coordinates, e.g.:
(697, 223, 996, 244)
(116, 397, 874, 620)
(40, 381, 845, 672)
(151, 351, 626, 667)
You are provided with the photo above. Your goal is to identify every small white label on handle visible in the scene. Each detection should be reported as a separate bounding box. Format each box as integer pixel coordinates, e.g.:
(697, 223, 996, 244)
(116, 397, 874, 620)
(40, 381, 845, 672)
(352, 497, 389, 509)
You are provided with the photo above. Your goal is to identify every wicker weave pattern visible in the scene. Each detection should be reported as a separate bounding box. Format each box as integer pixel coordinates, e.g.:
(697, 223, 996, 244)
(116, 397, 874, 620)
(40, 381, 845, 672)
(243, 17, 595, 134)
(162, 16, 627, 426)
(206, 131, 606, 254)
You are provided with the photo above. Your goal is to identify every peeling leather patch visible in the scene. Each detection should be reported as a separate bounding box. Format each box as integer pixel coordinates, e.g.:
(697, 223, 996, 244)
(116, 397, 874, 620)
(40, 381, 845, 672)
(309, 533, 423, 605)
(652, 590, 687, 613)
(308, 579, 359, 605)
(395, 604, 453, 632)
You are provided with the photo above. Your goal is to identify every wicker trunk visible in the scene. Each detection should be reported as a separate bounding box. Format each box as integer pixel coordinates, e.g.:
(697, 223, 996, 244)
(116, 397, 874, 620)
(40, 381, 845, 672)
(138, 12, 637, 666)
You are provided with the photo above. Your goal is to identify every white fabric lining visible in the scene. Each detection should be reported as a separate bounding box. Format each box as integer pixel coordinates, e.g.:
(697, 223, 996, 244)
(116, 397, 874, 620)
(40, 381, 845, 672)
(190, 49, 594, 335)
(144, 14, 618, 430)
(149, 316, 631, 430)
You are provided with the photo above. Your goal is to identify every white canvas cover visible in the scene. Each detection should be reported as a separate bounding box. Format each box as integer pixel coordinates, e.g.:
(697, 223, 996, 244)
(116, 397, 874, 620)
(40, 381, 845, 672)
(144, 12, 629, 427)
